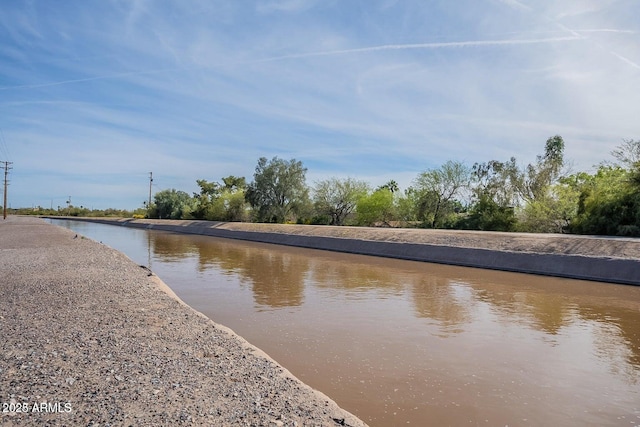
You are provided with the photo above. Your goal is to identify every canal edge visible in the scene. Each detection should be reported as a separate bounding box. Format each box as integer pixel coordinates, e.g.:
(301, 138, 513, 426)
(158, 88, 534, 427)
(45, 216, 640, 286)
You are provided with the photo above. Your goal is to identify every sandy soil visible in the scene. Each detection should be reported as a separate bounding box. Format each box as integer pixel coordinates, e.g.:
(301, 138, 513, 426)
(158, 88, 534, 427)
(0, 216, 367, 427)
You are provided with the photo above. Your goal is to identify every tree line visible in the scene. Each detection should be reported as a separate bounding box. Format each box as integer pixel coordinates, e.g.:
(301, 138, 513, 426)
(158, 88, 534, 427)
(145, 136, 640, 236)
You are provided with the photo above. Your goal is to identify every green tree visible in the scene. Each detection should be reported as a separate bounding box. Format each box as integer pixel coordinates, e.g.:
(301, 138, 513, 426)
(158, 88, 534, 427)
(356, 188, 396, 226)
(564, 139, 640, 236)
(513, 173, 583, 234)
(464, 158, 519, 231)
(570, 165, 640, 236)
(193, 179, 221, 219)
(209, 188, 249, 222)
(149, 189, 195, 219)
(313, 177, 369, 225)
(471, 158, 519, 208)
(414, 160, 470, 228)
(196, 179, 220, 196)
(221, 175, 247, 191)
(377, 180, 399, 194)
(509, 135, 575, 233)
(458, 194, 516, 231)
(193, 176, 248, 222)
(611, 139, 640, 168)
(395, 187, 420, 222)
(630, 161, 640, 188)
(514, 135, 565, 204)
(245, 157, 309, 223)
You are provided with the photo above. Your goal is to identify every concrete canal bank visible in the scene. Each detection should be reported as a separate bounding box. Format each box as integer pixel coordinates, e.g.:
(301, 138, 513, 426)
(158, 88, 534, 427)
(52, 217, 640, 286)
(0, 216, 367, 426)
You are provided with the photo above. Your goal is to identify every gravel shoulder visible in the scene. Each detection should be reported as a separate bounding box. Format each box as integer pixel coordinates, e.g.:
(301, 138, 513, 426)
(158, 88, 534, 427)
(0, 216, 367, 427)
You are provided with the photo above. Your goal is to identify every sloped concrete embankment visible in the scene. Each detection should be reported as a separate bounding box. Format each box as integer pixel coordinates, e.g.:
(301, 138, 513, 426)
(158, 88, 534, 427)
(49, 217, 640, 286)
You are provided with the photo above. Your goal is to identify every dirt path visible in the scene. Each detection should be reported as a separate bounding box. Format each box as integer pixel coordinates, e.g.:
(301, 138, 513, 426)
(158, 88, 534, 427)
(0, 216, 367, 427)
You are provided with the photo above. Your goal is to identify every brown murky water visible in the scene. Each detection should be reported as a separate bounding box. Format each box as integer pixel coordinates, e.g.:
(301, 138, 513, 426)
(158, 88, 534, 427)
(52, 220, 640, 426)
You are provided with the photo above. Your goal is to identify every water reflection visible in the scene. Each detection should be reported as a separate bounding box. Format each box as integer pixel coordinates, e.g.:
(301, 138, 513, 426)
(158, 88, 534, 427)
(146, 228, 640, 384)
(151, 232, 307, 308)
(237, 250, 307, 309)
(473, 282, 575, 335)
(309, 258, 402, 292)
(466, 276, 640, 375)
(579, 306, 640, 379)
(412, 278, 472, 334)
(51, 220, 640, 426)
(150, 232, 200, 262)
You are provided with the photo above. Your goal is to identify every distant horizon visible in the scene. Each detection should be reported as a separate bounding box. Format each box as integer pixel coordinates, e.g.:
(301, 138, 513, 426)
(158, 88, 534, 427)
(1, 0, 639, 210)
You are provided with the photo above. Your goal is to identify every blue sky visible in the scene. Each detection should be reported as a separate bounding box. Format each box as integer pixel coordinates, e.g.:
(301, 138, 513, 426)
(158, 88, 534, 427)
(1, 0, 639, 210)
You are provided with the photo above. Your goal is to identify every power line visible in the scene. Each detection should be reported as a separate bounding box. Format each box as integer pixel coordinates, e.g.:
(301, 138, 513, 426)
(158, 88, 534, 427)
(148, 172, 153, 206)
(0, 129, 12, 162)
(2, 161, 13, 220)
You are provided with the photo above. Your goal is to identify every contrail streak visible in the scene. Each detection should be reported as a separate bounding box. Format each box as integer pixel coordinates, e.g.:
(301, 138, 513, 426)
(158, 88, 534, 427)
(256, 36, 583, 62)
(0, 68, 176, 91)
(610, 51, 640, 70)
(0, 36, 583, 90)
(578, 29, 637, 34)
(495, 0, 640, 72)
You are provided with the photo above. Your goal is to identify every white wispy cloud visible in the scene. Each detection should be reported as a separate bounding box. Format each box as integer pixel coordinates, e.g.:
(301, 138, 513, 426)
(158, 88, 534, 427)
(1, 0, 638, 208)
(495, 0, 532, 12)
(256, 0, 320, 14)
(1, 35, 585, 92)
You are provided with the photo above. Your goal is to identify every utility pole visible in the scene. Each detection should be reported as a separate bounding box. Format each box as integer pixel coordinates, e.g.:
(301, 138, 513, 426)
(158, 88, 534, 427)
(148, 172, 153, 207)
(2, 161, 13, 220)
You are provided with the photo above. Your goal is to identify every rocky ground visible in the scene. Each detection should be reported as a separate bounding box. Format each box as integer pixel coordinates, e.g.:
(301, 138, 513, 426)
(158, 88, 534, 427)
(0, 216, 367, 427)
